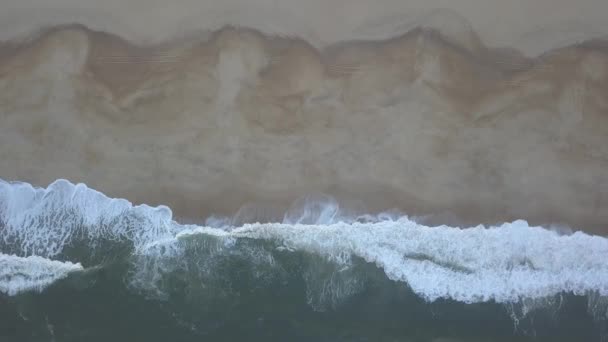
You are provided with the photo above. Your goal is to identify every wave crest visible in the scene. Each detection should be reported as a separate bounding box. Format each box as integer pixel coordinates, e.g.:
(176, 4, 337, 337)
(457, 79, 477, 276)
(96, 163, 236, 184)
(1, 178, 607, 313)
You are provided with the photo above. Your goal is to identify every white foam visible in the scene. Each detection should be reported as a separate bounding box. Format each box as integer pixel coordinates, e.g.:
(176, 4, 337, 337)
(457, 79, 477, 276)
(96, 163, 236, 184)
(183, 219, 608, 304)
(0, 179, 179, 257)
(2, 178, 608, 305)
(0, 253, 83, 296)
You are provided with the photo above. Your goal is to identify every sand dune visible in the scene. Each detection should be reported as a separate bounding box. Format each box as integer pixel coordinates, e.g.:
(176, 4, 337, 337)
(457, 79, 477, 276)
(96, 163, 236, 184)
(0, 21, 607, 233)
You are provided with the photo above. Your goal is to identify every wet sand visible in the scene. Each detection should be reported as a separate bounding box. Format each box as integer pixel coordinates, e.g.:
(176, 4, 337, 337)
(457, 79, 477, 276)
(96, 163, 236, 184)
(0, 16, 607, 234)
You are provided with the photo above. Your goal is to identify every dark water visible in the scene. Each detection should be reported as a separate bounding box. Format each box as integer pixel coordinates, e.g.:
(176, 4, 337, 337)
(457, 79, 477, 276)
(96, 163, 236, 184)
(1, 235, 607, 342)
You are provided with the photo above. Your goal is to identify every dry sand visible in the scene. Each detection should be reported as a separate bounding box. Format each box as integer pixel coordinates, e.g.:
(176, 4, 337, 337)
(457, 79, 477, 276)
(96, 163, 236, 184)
(1, 0, 607, 56)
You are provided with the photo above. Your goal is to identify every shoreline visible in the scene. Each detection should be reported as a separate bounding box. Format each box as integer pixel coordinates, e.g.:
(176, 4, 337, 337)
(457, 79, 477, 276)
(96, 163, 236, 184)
(0, 24, 607, 235)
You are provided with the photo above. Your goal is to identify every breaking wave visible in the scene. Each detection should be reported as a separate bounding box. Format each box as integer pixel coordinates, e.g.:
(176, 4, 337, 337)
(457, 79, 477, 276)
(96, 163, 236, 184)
(1, 178, 606, 305)
(2, 178, 608, 340)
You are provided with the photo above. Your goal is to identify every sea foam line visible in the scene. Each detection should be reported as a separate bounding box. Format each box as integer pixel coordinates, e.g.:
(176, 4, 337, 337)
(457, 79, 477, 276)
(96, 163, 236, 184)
(0, 253, 83, 296)
(178, 220, 608, 304)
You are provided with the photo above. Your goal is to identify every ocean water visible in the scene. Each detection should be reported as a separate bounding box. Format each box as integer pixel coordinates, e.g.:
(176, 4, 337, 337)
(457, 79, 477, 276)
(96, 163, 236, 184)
(1, 179, 607, 341)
